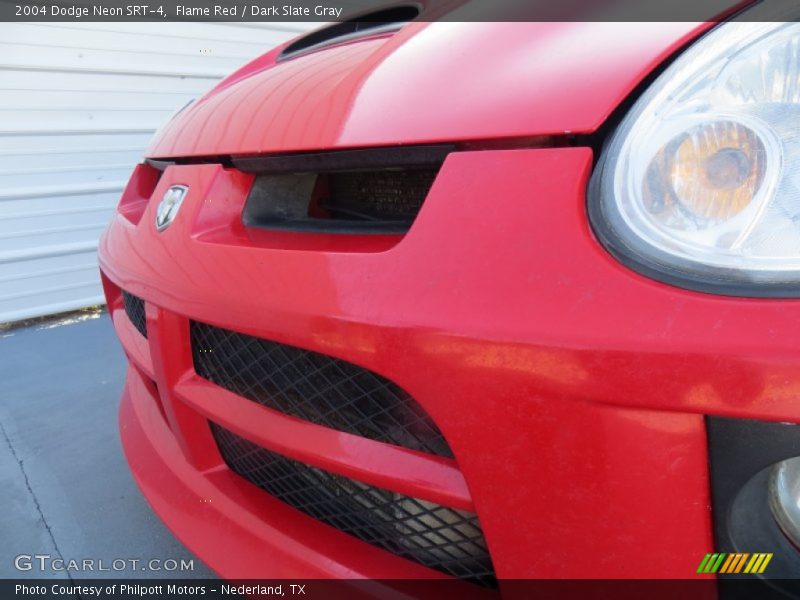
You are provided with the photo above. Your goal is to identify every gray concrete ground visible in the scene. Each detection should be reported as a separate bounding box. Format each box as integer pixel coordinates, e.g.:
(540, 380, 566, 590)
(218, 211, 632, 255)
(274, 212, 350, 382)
(0, 312, 214, 579)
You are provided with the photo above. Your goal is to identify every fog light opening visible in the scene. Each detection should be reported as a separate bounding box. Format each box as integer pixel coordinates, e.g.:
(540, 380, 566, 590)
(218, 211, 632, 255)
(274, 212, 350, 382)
(768, 457, 800, 550)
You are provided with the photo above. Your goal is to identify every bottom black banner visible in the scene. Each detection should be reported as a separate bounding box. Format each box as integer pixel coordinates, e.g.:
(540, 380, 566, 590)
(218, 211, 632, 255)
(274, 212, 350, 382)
(4, 579, 800, 600)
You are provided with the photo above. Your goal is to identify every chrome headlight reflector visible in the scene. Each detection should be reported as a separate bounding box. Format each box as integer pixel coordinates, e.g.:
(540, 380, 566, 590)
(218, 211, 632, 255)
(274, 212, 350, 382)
(591, 16, 800, 295)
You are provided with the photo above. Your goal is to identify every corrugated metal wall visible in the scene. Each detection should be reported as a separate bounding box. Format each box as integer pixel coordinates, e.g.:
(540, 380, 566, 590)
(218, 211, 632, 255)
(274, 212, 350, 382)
(0, 22, 315, 323)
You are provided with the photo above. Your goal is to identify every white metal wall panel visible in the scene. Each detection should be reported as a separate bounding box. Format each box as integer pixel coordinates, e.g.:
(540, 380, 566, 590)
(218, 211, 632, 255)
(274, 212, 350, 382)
(0, 22, 316, 322)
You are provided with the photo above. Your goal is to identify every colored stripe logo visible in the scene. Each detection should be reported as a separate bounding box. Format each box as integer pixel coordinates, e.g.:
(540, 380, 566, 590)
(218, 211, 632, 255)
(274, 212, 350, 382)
(697, 553, 773, 574)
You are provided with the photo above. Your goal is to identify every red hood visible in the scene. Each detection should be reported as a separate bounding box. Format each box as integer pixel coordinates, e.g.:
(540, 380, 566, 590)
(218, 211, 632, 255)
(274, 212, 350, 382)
(147, 21, 715, 158)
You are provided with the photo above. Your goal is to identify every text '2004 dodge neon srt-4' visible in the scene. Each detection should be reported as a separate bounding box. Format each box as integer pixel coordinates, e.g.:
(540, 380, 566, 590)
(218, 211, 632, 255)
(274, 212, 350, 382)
(99, 1, 800, 590)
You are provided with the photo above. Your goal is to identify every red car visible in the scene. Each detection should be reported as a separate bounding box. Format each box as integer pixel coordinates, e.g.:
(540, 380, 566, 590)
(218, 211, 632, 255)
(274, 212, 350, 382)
(99, 5, 800, 589)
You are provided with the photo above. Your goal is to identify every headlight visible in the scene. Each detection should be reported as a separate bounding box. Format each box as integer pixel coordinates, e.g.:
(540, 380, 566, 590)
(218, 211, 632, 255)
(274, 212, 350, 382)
(590, 14, 800, 295)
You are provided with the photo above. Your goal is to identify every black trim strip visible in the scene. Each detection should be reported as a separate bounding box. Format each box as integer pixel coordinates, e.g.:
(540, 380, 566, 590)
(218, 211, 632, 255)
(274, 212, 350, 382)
(233, 144, 453, 174)
(144, 158, 175, 172)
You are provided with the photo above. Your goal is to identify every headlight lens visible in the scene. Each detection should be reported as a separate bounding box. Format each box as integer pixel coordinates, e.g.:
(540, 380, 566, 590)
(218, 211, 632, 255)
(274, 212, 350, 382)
(591, 16, 800, 294)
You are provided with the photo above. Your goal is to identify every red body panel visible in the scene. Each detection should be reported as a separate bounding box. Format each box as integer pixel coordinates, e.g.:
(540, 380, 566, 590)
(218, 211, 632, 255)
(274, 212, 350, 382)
(101, 149, 724, 577)
(99, 18, 791, 582)
(147, 22, 713, 158)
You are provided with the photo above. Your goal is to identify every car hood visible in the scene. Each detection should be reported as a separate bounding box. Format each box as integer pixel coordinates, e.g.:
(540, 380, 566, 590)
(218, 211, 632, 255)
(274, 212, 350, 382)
(147, 21, 715, 159)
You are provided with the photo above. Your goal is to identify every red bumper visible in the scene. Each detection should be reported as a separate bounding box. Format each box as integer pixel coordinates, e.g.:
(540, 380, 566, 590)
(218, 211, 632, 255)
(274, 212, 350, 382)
(99, 145, 800, 579)
(119, 365, 447, 579)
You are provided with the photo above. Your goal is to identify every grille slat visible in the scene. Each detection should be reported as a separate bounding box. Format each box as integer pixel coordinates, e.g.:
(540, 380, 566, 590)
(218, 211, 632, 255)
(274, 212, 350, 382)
(212, 424, 496, 586)
(122, 291, 147, 338)
(191, 321, 453, 458)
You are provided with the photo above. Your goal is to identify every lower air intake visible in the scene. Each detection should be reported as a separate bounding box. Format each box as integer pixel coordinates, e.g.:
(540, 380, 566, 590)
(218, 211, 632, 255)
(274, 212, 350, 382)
(211, 423, 496, 586)
(122, 291, 147, 338)
(190, 321, 453, 458)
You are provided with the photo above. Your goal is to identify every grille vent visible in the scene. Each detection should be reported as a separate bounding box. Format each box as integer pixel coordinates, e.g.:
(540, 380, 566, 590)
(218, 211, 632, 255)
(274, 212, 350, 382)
(212, 423, 496, 586)
(122, 291, 147, 338)
(236, 145, 450, 234)
(278, 5, 420, 61)
(191, 321, 453, 458)
(323, 169, 438, 222)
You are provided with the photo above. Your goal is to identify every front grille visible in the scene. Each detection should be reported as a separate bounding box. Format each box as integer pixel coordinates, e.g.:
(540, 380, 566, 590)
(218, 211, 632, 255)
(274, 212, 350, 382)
(323, 169, 438, 222)
(211, 423, 496, 586)
(191, 321, 452, 458)
(122, 291, 147, 338)
(236, 145, 451, 234)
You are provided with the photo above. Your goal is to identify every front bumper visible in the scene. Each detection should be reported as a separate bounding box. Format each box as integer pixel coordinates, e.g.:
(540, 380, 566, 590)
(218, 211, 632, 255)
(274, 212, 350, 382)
(119, 364, 442, 579)
(100, 145, 800, 579)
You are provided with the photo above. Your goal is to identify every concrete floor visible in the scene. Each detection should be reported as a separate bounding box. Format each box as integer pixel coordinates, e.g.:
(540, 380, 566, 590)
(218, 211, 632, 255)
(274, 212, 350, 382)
(0, 312, 214, 579)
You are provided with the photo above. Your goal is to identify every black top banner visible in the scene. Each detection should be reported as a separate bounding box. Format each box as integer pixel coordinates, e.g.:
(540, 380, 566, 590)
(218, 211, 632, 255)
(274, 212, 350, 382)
(1, 0, 800, 22)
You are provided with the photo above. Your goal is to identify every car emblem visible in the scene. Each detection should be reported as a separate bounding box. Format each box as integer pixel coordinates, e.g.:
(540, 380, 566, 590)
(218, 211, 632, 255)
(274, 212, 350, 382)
(155, 185, 188, 231)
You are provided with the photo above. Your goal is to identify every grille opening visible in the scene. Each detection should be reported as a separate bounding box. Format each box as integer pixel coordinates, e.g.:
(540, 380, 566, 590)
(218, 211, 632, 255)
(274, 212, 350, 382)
(237, 145, 450, 234)
(191, 321, 453, 458)
(316, 169, 438, 222)
(278, 5, 421, 61)
(211, 423, 496, 586)
(122, 291, 147, 338)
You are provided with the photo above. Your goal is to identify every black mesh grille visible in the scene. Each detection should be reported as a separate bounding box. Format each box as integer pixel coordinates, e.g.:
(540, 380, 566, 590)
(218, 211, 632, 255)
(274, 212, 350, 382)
(211, 423, 495, 586)
(122, 291, 147, 338)
(239, 146, 451, 235)
(191, 321, 452, 458)
(322, 169, 438, 222)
